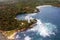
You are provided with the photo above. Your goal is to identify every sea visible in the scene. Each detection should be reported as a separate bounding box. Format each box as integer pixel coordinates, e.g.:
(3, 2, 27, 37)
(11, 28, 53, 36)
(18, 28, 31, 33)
(15, 5, 60, 40)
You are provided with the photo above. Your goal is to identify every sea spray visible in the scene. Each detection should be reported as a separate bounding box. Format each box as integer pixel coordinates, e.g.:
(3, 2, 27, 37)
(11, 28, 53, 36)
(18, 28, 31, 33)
(30, 19, 57, 37)
(25, 13, 37, 23)
(25, 5, 57, 37)
(15, 5, 58, 40)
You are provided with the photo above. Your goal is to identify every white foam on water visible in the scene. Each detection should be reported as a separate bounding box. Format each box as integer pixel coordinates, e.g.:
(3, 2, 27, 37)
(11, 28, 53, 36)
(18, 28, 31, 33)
(25, 13, 37, 23)
(29, 19, 57, 37)
(24, 36, 31, 40)
(16, 35, 21, 38)
(25, 5, 57, 37)
(15, 5, 58, 40)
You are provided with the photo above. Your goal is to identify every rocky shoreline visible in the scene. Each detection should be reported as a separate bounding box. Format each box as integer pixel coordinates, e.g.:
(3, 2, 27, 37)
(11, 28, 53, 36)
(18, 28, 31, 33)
(0, 19, 37, 40)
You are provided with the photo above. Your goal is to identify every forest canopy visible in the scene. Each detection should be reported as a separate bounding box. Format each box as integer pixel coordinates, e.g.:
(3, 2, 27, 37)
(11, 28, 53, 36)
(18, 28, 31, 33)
(0, 0, 60, 31)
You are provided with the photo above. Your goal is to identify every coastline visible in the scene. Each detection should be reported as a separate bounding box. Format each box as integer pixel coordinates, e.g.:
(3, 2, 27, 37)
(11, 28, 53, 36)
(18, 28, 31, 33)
(0, 1, 60, 39)
(0, 20, 37, 40)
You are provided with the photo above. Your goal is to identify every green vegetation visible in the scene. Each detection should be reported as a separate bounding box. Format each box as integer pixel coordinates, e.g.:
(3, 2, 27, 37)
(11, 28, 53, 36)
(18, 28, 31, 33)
(0, 5, 18, 31)
(17, 20, 37, 30)
(0, 6, 37, 31)
(16, 0, 60, 9)
(0, 0, 60, 31)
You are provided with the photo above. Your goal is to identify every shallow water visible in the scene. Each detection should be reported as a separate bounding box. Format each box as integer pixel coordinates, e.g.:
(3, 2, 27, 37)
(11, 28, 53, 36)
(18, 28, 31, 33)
(15, 5, 60, 40)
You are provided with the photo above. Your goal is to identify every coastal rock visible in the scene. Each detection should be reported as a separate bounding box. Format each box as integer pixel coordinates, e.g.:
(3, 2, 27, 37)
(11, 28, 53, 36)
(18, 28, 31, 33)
(0, 32, 8, 40)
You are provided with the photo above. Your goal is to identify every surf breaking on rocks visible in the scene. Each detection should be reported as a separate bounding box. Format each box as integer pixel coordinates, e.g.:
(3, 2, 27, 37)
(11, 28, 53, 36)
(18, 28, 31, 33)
(25, 5, 57, 37)
(15, 5, 58, 40)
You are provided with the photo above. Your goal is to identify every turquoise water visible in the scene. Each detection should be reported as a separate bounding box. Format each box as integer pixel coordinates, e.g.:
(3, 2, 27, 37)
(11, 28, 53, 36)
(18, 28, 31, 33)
(15, 5, 60, 40)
